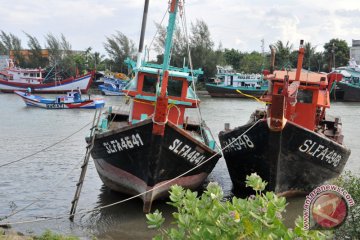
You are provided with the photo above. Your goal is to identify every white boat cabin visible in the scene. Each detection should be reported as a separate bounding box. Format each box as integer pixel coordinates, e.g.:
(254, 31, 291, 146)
(0, 59, 44, 84)
(56, 90, 82, 103)
(215, 65, 263, 88)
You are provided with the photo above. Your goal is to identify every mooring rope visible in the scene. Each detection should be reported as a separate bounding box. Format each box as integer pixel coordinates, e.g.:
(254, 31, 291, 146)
(1, 122, 91, 167)
(236, 89, 269, 104)
(0, 118, 263, 226)
(0, 121, 92, 168)
(0, 155, 85, 221)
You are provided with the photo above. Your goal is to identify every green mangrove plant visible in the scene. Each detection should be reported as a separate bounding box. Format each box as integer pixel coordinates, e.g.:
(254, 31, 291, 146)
(147, 173, 331, 239)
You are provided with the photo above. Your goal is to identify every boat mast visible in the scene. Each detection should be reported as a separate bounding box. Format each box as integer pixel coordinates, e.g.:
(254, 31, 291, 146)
(136, 0, 150, 68)
(152, 0, 179, 136)
(129, 0, 149, 123)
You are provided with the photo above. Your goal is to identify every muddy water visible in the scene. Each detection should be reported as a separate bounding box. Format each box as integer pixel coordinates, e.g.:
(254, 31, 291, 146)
(0, 93, 359, 239)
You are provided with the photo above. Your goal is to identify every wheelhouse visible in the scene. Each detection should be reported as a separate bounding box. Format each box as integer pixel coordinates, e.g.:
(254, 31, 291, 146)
(124, 65, 201, 127)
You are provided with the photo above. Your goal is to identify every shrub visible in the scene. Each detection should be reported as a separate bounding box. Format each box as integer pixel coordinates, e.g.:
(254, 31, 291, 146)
(147, 173, 331, 239)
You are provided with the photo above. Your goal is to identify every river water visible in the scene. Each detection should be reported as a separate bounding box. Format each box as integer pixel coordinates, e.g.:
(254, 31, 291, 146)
(0, 93, 359, 239)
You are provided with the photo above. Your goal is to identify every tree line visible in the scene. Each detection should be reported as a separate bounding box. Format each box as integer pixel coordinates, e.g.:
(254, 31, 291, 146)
(0, 20, 351, 81)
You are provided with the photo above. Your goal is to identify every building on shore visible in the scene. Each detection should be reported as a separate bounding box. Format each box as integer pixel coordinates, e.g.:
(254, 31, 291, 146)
(350, 40, 360, 65)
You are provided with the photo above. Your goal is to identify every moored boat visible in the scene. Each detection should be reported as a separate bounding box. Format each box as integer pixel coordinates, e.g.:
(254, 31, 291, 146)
(88, 0, 221, 212)
(331, 59, 360, 101)
(98, 76, 128, 96)
(0, 59, 93, 93)
(205, 65, 267, 98)
(14, 89, 105, 109)
(219, 40, 351, 195)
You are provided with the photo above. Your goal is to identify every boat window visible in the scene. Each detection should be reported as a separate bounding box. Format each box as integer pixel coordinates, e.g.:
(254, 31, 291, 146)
(168, 78, 183, 97)
(297, 89, 313, 103)
(142, 75, 157, 94)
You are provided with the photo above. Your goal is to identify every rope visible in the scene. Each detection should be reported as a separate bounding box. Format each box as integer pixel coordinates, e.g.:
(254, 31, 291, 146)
(236, 90, 269, 104)
(0, 155, 85, 221)
(0, 119, 263, 226)
(0, 121, 92, 168)
(179, 2, 207, 144)
(147, 6, 169, 59)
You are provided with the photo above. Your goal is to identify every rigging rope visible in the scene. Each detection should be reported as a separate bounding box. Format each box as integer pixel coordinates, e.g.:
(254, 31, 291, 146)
(0, 119, 263, 226)
(0, 155, 85, 221)
(179, 2, 207, 143)
(147, 6, 169, 59)
(0, 121, 92, 168)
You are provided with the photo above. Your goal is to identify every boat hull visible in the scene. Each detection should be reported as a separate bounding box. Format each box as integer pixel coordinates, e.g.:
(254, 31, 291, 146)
(99, 87, 125, 96)
(332, 81, 360, 101)
(14, 91, 105, 109)
(205, 83, 267, 98)
(0, 73, 93, 93)
(90, 119, 220, 212)
(219, 118, 351, 195)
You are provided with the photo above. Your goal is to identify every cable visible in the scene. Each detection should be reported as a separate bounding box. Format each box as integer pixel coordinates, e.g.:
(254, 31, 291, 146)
(0, 118, 262, 226)
(0, 121, 92, 168)
(0, 156, 84, 221)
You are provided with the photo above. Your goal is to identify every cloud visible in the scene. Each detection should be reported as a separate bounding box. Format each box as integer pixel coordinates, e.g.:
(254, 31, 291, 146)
(0, 0, 358, 56)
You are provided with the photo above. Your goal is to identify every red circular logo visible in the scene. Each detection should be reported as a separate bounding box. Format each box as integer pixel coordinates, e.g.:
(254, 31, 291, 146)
(312, 192, 347, 229)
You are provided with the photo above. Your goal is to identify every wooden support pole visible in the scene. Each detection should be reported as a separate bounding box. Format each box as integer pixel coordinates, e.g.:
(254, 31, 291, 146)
(69, 109, 101, 220)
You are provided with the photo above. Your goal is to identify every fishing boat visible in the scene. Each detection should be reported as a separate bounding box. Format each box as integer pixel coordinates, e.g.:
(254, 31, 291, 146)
(98, 76, 128, 96)
(219, 40, 351, 195)
(205, 65, 267, 98)
(331, 59, 360, 101)
(0, 59, 93, 93)
(14, 89, 105, 109)
(88, 0, 221, 212)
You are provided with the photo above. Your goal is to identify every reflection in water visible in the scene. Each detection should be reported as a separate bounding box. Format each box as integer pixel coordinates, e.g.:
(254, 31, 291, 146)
(81, 185, 172, 240)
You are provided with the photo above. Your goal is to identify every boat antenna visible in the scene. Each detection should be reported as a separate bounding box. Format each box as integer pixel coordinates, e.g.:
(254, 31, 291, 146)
(136, 0, 150, 68)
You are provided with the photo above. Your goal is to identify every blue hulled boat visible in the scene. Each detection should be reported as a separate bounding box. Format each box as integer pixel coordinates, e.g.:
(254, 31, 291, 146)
(98, 76, 128, 96)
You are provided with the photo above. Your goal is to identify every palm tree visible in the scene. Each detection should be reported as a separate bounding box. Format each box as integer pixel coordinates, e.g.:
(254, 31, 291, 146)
(103, 31, 136, 73)
(274, 40, 293, 69)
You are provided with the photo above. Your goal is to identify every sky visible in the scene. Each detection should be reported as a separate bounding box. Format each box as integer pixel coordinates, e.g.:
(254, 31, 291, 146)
(0, 0, 359, 59)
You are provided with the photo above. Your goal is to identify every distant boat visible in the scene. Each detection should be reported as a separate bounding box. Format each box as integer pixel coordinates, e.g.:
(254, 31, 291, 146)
(219, 40, 351, 196)
(205, 65, 268, 98)
(0, 59, 93, 93)
(14, 89, 105, 109)
(98, 76, 128, 96)
(331, 59, 360, 101)
(88, 0, 221, 212)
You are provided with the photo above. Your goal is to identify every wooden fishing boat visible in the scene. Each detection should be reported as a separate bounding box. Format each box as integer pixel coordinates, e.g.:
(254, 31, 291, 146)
(14, 89, 105, 109)
(0, 59, 93, 93)
(219, 40, 351, 195)
(331, 60, 360, 101)
(98, 76, 128, 96)
(88, 0, 221, 212)
(205, 65, 267, 98)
